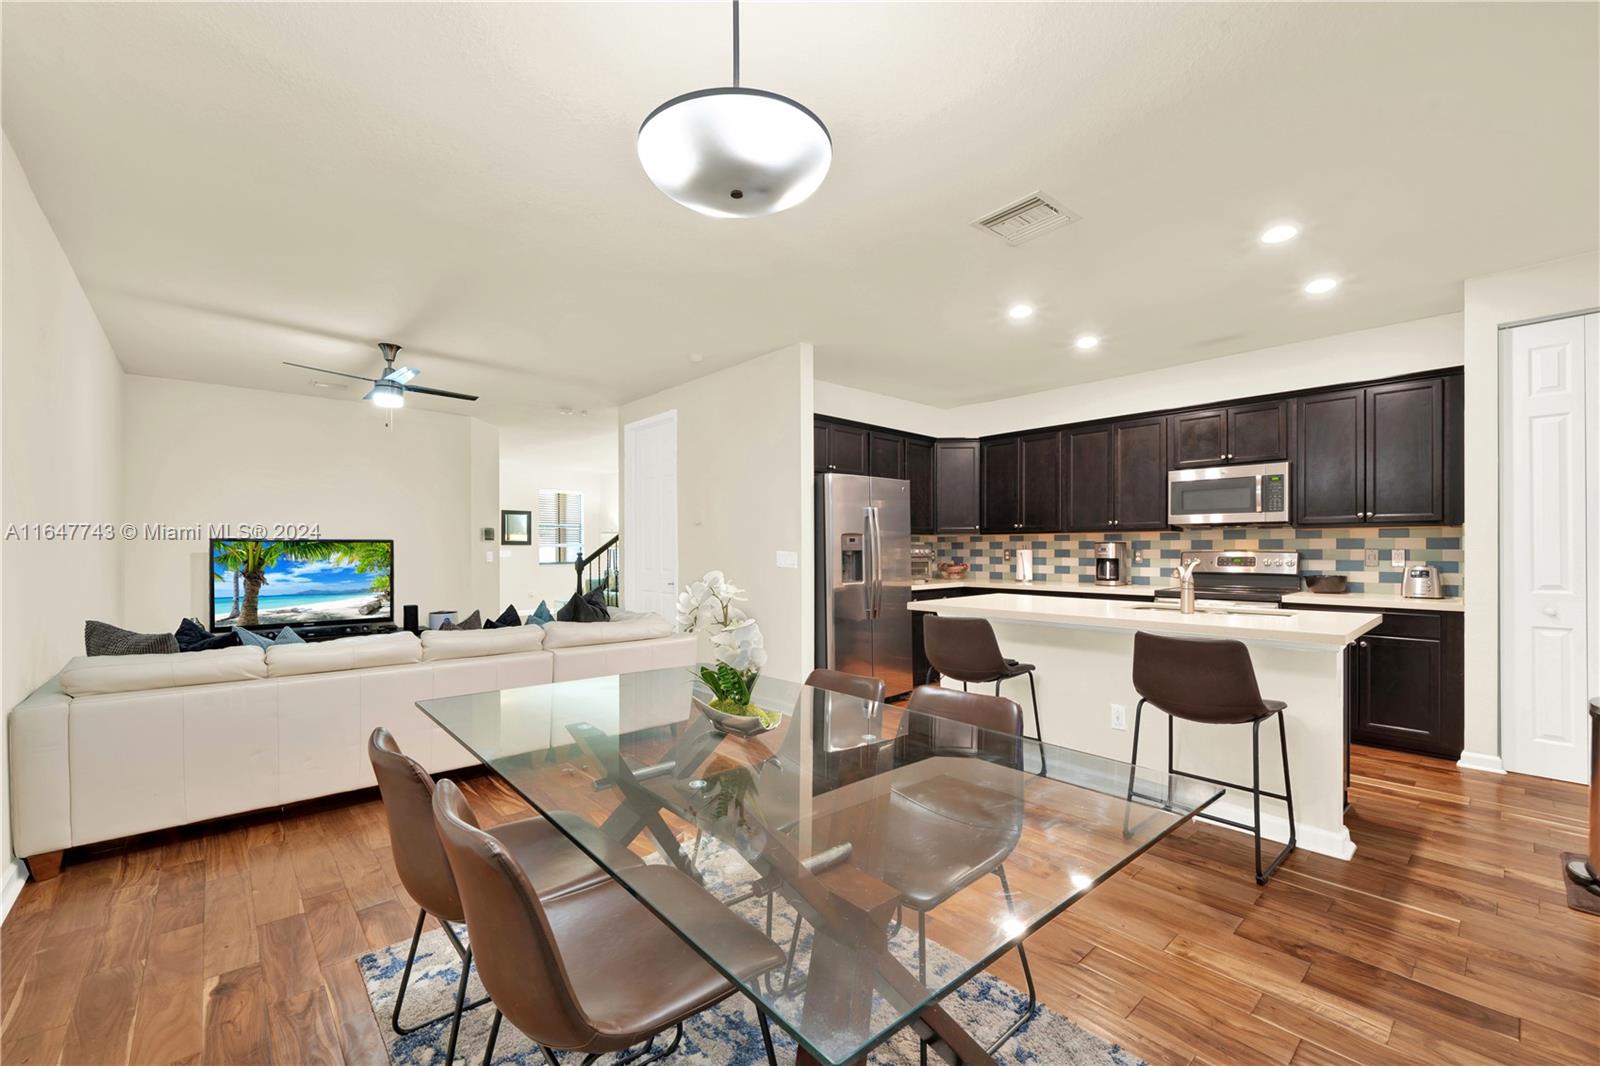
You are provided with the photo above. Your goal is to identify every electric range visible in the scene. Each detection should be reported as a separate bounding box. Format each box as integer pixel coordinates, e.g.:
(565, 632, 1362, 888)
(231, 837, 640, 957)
(1153, 550, 1301, 606)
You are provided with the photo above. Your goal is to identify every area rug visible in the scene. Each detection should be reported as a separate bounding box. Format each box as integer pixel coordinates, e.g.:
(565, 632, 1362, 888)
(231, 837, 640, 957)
(359, 842, 1145, 1066)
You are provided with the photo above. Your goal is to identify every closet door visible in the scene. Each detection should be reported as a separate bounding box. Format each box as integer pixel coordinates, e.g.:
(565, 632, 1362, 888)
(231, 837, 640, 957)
(1501, 314, 1595, 783)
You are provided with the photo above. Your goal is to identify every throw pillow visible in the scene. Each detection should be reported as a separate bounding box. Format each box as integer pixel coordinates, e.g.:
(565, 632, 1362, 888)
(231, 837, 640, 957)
(439, 610, 481, 632)
(557, 589, 609, 624)
(85, 620, 180, 657)
(175, 617, 240, 653)
(233, 625, 305, 649)
(584, 585, 611, 621)
(527, 600, 554, 627)
(490, 604, 522, 629)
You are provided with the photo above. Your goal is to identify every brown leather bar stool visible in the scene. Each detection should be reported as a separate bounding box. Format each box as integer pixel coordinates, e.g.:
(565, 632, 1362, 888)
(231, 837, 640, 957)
(431, 778, 786, 1066)
(1129, 631, 1297, 884)
(804, 666, 887, 703)
(923, 615, 1045, 749)
(887, 685, 1039, 1054)
(367, 728, 644, 1064)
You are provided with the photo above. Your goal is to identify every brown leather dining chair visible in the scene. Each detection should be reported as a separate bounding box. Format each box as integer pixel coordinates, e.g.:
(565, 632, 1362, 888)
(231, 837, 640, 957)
(922, 615, 1045, 750)
(803, 667, 887, 704)
(431, 777, 787, 1066)
(1129, 630, 1297, 884)
(878, 685, 1038, 1053)
(367, 728, 645, 1064)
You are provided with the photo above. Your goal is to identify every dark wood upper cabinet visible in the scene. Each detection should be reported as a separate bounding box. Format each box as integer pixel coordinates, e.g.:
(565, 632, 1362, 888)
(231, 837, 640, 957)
(1019, 430, 1062, 532)
(934, 440, 980, 532)
(980, 436, 1021, 533)
(814, 422, 829, 473)
(1366, 378, 1443, 525)
(1113, 417, 1168, 529)
(1066, 426, 1115, 530)
(905, 438, 935, 533)
(819, 422, 868, 475)
(1226, 401, 1288, 464)
(1169, 401, 1286, 467)
(869, 432, 905, 478)
(1169, 408, 1228, 468)
(1296, 388, 1366, 525)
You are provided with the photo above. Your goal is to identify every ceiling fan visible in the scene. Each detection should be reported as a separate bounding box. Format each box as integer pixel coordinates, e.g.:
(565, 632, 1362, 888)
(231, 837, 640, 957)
(284, 343, 479, 409)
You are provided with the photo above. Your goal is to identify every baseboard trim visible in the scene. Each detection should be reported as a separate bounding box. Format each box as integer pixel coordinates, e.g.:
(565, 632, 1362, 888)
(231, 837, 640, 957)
(1457, 751, 1506, 775)
(1195, 797, 1356, 861)
(0, 858, 27, 923)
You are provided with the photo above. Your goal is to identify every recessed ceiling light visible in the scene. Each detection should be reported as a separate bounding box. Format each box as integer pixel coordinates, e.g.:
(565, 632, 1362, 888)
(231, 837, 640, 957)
(1074, 334, 1101, 351)
(1260, 223, 1300, 245)
(1303, 276, 1340, 295)
(1008, 304, 1035, 321)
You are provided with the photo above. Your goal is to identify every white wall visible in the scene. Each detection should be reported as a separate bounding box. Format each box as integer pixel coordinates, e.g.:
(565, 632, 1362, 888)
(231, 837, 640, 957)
(119, 375, 498, 631)
(1462, 252, 1600, 765)
(498, 422, 619, 614)
(619, 344, 815, 681)
(817, 314, 1463, 439)
(2, 135, 126, 894)
(469, 418, 501, 612)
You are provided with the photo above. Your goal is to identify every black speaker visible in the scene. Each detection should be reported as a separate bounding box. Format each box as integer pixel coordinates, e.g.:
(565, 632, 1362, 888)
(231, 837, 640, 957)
(402, 604, 419, 634)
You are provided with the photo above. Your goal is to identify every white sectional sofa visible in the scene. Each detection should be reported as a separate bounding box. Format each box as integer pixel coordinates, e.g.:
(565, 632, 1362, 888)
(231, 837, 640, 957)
(8, 615, 695, 877)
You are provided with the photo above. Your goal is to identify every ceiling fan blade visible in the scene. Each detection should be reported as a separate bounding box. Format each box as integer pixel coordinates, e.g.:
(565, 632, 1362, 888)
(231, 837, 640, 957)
(402, 383, 479, 402)
(282, 361, 375, 383)
(384, 365, 420, 385)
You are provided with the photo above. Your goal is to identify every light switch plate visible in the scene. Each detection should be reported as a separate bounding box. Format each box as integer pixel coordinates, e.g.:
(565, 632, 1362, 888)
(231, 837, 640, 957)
(775, 550, 799, 569)
(1364, 548, 1381, 566)
(1390, 548, 1407, 568)
(484, 550, 495, 563)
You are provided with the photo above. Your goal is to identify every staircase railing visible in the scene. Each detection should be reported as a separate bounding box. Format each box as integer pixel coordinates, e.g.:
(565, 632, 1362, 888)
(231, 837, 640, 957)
(575, 535, 620, 607)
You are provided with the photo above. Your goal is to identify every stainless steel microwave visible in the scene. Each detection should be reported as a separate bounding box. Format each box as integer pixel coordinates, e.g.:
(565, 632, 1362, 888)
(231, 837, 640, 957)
(1167, 461, 1290, 526)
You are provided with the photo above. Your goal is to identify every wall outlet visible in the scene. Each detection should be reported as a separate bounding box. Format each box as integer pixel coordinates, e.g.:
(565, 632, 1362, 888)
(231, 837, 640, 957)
(1390, 548, 1407, 568)
(1110, 703, 1127, 730)
(1364, 548, 1380, 566)
(775, 550, 799, 569)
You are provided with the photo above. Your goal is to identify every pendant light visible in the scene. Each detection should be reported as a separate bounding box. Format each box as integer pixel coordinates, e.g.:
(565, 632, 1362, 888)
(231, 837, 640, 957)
(638, 0, 831, 218)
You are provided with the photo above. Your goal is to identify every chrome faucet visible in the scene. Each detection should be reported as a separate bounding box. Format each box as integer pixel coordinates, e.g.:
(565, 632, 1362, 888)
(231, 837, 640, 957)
(1174, 558, 1201, 614)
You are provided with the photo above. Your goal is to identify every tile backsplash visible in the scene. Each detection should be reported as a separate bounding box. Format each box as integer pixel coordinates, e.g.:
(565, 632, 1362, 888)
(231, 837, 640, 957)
(917, 526, 1464, 596)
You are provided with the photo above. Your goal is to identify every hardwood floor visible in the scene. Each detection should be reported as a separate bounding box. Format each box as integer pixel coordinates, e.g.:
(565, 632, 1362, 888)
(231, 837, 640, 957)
(1, 746, 1595, 1065)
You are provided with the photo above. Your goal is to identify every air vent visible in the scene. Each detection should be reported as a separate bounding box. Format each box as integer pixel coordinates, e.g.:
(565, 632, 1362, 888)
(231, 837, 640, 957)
(972, 192, 1080, 245)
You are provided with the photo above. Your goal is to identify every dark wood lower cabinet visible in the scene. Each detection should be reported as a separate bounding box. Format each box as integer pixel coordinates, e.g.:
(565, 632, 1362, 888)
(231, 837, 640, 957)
(1301, 605, 1463, 759)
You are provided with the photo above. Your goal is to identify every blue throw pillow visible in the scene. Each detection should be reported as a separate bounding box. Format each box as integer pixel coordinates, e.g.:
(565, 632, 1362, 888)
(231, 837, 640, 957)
(527, 601, 554, 626)
(234, 625, 304, 648)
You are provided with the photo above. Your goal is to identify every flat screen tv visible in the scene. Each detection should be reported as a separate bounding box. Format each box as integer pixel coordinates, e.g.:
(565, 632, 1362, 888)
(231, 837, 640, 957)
(210, 539, 393, 631)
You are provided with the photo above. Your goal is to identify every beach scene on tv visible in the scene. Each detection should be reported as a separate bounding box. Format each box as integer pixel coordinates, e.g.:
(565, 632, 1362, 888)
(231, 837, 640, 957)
(212, 539, 392, 628)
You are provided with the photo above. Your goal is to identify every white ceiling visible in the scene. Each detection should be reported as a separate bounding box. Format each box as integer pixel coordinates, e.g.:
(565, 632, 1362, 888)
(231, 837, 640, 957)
(4, 2, 1596, 423)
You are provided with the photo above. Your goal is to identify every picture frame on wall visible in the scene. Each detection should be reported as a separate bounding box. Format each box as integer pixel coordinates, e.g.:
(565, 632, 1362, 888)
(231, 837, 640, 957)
(500, 509, 532, 545)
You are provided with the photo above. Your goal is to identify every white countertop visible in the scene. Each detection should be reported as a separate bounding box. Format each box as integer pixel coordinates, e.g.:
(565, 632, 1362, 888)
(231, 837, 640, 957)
(913, 576, 1155, 596)
(1280, 589, 1464, 613)
(910, 592, 1382, 647)
(915, 577, 1465, 614)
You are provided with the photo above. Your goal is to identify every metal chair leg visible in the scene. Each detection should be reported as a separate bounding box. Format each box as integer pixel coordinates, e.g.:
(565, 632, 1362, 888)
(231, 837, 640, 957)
(482, 1009, 502, 1066)
(988, 864, 1039, 1052)
(1254, 710, 1297, 884)
(391, 909, 490, 1038)
(443, 944, 473, 1066)
(917, 909, 927, 985)
(757, 1007, 780, 1066)
(1026, 670, 1047, 776)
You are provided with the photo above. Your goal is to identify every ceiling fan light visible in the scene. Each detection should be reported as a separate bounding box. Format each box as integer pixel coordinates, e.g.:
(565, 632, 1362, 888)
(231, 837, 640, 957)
(368, 380, 405, 409)
(638, 88, 831, 218)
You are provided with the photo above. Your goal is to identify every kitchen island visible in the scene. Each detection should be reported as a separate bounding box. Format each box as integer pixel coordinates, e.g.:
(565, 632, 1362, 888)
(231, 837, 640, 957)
(910, 593, 1382, 859)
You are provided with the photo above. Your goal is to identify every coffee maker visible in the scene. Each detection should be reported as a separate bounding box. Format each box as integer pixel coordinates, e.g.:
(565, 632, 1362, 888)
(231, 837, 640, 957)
(1094, 542, 1132, 586)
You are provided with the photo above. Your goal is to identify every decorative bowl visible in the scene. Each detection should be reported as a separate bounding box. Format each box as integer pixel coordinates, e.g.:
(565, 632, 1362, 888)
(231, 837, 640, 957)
(693, 697, 778, 736)
(1304, 575, 1348, 594)
(937, 562, 970, 577)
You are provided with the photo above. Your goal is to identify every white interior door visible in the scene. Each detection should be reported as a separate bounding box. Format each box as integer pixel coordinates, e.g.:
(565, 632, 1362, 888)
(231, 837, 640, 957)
(622, 411, 678, 617)
(1501, 313, 1595, 783)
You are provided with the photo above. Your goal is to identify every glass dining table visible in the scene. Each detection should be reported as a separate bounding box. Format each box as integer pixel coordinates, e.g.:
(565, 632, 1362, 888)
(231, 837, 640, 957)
(418, 667, 1220, 1066)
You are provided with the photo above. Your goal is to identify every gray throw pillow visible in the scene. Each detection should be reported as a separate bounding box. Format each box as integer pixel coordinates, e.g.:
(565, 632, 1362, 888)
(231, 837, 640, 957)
(439, 609, 481, 632)
(85, 620, 180, 656)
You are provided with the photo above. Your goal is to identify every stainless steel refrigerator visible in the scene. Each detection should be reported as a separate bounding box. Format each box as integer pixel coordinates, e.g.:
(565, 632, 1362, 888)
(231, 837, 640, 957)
(814, 473, 913, 699)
